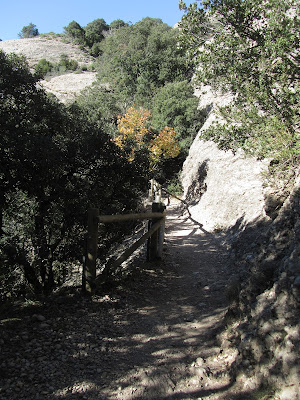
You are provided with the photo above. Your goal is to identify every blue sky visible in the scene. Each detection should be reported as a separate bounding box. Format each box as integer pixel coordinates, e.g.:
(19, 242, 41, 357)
(0, 0, 194, 41)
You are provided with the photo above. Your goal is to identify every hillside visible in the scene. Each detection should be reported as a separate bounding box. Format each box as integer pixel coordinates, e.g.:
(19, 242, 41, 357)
(0, 37, 94, 67)
(0, 37, 97, 102)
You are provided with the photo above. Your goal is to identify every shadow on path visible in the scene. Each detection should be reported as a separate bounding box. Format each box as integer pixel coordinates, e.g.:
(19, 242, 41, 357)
(1, 200, 239, 400)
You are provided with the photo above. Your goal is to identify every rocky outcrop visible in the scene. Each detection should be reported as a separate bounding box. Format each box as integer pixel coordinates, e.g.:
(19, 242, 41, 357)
(40, 72, 97, 103)
(181, 84, 300, 399)
(224, 173, 300, 399)
(181, 84, 269, 231)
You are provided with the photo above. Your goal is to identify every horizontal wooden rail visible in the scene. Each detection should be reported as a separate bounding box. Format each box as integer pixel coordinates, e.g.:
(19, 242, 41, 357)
(84, 199, 166, 294)
(98, 212, 165, 224)
(95, 217, 165, 287)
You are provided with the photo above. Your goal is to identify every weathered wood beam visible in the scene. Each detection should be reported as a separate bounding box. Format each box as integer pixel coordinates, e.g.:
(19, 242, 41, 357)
(95, 217, 165, 288)
(97, 212, 165, 223)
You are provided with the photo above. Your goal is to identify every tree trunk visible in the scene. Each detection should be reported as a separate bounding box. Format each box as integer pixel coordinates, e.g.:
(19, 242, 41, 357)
(34, 202, 55, 293)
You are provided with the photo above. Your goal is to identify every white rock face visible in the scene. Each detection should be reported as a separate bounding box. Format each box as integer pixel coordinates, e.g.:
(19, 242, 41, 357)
(0, 37, 94, 67)
(40, 72, 97, 103)
(181, 85, 268, 231)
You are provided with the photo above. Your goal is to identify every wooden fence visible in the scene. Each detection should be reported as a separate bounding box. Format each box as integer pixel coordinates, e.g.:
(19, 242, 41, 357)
(83, 181, 166, 294)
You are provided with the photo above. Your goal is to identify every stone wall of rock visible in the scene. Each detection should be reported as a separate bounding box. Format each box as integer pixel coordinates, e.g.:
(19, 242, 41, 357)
(181, 84, 268, 231)
(225, 173, 300, 399)
(181, 84, 300, 399)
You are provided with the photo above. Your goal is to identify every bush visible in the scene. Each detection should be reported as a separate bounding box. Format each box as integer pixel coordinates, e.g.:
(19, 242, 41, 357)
(58, 54, 79, 71)
(151, 80, 203, 140)
(34, 58, 53, 78)
(167, 174, 183, 196)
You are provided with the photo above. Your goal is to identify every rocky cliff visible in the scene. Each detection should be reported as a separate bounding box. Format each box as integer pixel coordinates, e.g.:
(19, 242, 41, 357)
(181, 84, 269, 232)
(181, 85, 300, 399)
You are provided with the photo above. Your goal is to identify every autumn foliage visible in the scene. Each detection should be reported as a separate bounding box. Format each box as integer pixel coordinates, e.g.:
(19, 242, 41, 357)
(116, 106, 151, 148)
(150, 127, 180, 163)
(114, 106, 180, 165)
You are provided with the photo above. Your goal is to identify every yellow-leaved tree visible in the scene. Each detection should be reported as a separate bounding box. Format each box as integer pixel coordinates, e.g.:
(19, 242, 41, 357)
(150, 127, 180, 163)
(114, 106, 180, 167)
(114, 106, 152, 161)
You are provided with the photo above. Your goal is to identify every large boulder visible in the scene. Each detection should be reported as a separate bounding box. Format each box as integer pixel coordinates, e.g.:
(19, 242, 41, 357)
(181, 85, 268, 231)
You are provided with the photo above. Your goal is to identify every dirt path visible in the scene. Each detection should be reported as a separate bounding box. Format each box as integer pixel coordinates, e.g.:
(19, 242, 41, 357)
(0, 200, 238, 400)
(105, 200, 234, 400)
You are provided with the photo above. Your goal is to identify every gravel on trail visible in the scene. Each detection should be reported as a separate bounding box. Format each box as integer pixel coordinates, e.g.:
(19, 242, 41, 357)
(0, 200, 240, 400)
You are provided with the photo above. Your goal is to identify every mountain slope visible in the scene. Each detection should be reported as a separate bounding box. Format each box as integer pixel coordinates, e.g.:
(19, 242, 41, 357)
(0, 37, 97, 102)
(0, 36, 94, 67)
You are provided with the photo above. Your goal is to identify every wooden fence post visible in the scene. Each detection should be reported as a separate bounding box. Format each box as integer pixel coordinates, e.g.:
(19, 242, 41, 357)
(84, 208, 99, 293)
(149, 179, 154, 202)
(157, 207, 165, 258)
(148, 202, 166, 261)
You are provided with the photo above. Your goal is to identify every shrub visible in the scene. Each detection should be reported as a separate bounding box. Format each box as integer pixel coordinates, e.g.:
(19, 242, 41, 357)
(34, 58, 53, 78)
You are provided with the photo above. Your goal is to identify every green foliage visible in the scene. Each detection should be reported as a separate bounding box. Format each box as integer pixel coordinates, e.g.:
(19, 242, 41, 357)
(0, 50, 148, 298)
(151, 80, 204, 141)
(97, 17, 190, 106)
(90, 42, 102, 57)
(167, 173, 183, 196)
(202, 103, 300, 165)
(84, 18, 109, 47)
(75, 85, 122, 136)
(34, 58, 53, 78)
(109, 19, 129, 29)
(77, 18, 200, 181)
(179, 0, 300, 169)
(58, 54, 79, 71)
(33, 55, 80, 78)
(64, 20, 85, 44)
(63, 18, 109, 50)
(18, 23, 39, 38)
(40, 32, 60, 38)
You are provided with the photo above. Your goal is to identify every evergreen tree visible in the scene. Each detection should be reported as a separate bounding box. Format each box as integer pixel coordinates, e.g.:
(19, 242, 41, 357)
(97, 18, 190, 106)
(64, 20, 85, 44)
(84, 18, 109, 47)
(0, 50, 147, 296)
(179, 0, 300, 167)
(18, 23, 39, 38)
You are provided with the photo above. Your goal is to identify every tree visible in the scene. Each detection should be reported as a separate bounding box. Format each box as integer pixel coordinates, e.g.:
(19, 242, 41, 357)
(18, 23, 39, 38)
(114, 106, 180, 167)
(97, 18, 190, 106)
(0, 50, 147, 297)
(179, 0, 300, 168)
(64, 20, 85, 44)
(110, 19, 129, 30)
(114, 106, 152, 161)
(150, 127, 180, 164)
(84, 18, 109, 47)
(151, 80, 204, 141)
(75, 85, 122, 137)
